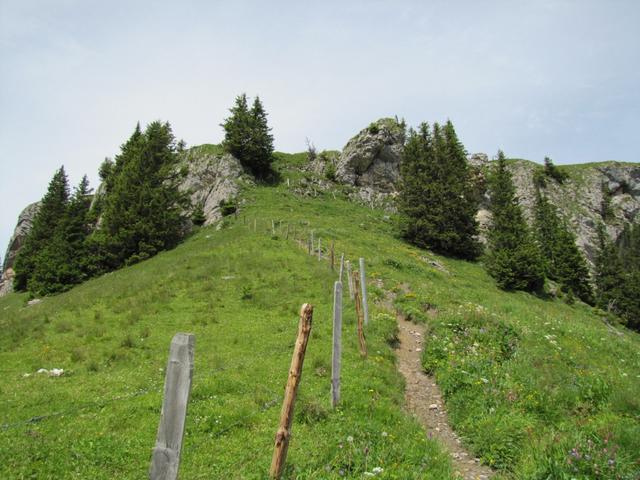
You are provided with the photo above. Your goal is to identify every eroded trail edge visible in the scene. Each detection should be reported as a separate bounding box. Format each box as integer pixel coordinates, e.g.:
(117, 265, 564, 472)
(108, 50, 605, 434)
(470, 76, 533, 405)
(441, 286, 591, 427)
(395, 314, 494, 480)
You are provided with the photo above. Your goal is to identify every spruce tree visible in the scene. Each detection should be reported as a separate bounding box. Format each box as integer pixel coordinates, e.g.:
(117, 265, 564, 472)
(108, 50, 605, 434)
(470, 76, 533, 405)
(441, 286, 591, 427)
(248, 96, 274, 177)
(28, 176, 93, 296)
(485, 151, 544, 292)
(534, 191, 593, 303)
(221, 94, 274, 178)
(99, 121, 189, 267)
(14, 167, 70, 291)
(398, 121, 481, 259)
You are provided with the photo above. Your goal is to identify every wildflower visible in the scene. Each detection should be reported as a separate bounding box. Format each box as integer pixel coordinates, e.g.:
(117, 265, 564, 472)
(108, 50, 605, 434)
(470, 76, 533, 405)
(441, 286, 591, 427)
(347, 435, 354, 443)
(381, 431, 388, 437)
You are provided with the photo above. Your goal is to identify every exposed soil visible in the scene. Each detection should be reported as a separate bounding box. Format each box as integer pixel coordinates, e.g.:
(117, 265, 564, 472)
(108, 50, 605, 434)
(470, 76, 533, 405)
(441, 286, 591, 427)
(395, 315, 494, 480)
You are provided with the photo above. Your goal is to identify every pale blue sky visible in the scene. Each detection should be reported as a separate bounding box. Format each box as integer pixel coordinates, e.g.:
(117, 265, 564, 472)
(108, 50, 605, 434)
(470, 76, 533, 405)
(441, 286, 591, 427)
(1, 0, 639, 259)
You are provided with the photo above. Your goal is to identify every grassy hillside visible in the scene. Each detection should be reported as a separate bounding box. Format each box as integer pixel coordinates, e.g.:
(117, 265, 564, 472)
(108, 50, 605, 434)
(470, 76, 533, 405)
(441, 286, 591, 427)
(1, 153, 639, 479)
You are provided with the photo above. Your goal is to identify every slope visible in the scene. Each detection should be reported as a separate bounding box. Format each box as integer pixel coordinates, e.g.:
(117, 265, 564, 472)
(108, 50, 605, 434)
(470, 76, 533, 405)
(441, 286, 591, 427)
(1, 152, 639, 479)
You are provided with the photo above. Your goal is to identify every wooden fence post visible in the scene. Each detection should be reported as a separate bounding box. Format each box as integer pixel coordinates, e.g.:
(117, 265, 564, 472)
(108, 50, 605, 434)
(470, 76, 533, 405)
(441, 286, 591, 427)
(331, 281, 342, 408)
(317, 238, 322, 261)
(308, 234, 312, 254)
(285, 224, 289, 240)
(270, 304, 314, 479)
(330, 242, 335, 271)
(359, 258, 369, 326)
(272, 219, 276, 236)
(338, 254, 345, 283)
(254, 218, 257, 232)
(346, 261, 354, 300)
(353, 274, 367, 358)
(149, 333, 195, 480)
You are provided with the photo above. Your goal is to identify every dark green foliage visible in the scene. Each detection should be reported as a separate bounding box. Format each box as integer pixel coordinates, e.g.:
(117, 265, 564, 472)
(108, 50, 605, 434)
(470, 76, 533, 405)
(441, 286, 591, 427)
(600, 182, 614, 220)
(543, 156, 569, 184)
(219, 199, 237, 217)
(221, 94, 274, 178)
(14, 167, 70, 291)
(597, 223, 640, 331)
(99, 121, 189, 267)
(14, 172, 94, 296)
(324, 162, 336, 181)
(398, 121, 481, 260)
(191, 202, 206, 226)
(485, 151, 545, 292)
(534, 191, 593, 303)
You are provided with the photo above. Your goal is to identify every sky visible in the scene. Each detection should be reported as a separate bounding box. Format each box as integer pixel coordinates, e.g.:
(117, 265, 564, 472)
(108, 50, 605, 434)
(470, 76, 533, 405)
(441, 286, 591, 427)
(1, 0, 639, 259)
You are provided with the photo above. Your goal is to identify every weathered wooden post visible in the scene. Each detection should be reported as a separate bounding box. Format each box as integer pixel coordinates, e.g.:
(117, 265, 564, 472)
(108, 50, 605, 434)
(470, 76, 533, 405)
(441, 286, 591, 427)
(359, 258, 369, 326)
(270, 304, 314, 479)
(272, 219, 276, 236)
(339, 254, 345, 283)
(310, 231, 314, 255)
(331, 282, 342, 408)
(353, 274, 367, 358)
(149, 333, 195, 480)
(346, 260, 354, 300)
(317, 238, 322, 261)
(285, 224, 289, 240)
(330, 241, 335, 271)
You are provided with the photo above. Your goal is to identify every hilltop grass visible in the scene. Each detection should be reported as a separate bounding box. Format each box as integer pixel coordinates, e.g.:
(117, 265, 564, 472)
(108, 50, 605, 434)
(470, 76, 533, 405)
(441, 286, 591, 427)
(1, 154, 639, 479)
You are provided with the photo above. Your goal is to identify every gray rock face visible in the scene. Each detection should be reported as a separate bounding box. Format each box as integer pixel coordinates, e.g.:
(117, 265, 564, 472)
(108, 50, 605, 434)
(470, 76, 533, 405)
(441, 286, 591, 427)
(178, 146, 250, 225)
(3, 202, 39, 272)
(336, 118, 405, 193)
(0, 146, 249, 297)
(478, 161, 640, 267)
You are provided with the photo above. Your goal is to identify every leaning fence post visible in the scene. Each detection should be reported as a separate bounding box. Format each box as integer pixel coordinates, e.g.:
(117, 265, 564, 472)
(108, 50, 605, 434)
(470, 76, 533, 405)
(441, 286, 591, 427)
(338, 254, 345, 283)
(346, 260, 354, 300)
(359, 258, 369, 326)
(149, 333, 195, 480)
(270, 304, 314, 479)
(331, 282, 342, 408)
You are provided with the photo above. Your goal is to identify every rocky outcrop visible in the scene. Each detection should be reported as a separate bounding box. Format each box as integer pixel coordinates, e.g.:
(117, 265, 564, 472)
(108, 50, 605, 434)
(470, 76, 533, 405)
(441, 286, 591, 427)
(0, 146, 250, 296)
(178, 145, 251, 225)
(3, 202, 39, 272)
(336, 118, 405, 193)
(476, 159, 640, 266)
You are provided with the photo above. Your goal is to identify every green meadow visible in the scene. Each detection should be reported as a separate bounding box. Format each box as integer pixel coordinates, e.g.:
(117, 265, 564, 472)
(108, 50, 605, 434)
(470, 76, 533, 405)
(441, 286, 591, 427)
(0, 153, 638, 479)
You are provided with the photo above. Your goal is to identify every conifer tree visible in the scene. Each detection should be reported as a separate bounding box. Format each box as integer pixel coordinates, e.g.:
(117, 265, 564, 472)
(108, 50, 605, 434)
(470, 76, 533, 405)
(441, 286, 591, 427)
(398, 121, 481, 259)
(27, 176, 93, 296)
(14, 167, 70, 291)
(99, 121, 189, 267)
(247, 96, 274, 177)
(485, 151, 544, 291)
(533, 191, 593, 303)
(221, 94, 274, 178)
(594, 225, 624, 308)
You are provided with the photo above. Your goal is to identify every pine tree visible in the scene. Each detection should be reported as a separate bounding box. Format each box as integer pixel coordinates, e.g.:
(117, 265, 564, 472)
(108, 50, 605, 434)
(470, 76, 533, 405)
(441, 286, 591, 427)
(27, 176, 93, 296)
(485, 151, 544, 292)
(247, 96, 274, 177)
(534, 191, 593, 303)
(594, 224, 624, 309)
(221, 94, 274, 178)
(14, 167, 70, 291)
(398, 121, 481, 259)
(99, 121, 189, 267)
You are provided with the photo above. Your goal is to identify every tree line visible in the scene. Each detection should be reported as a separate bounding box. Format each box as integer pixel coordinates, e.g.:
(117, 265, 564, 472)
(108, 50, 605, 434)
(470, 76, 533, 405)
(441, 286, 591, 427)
(13, 95, 274, 296)
(397, 119, 637, 331)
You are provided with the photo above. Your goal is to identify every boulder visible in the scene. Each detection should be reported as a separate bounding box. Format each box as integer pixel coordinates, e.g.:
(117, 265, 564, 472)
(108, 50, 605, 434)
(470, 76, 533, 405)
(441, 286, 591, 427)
(336, 118, 405, 192)
(178, 146, 251, 225)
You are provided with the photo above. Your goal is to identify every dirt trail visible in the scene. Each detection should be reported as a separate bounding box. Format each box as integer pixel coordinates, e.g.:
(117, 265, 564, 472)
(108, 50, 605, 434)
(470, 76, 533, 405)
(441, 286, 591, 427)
(396, 315, 494, 480)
